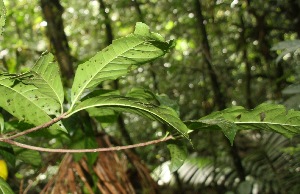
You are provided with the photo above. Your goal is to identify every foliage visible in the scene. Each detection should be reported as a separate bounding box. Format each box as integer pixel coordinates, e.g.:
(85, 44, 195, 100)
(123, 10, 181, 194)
(187, 103, 300, 143)
(1, 0, 300, 193)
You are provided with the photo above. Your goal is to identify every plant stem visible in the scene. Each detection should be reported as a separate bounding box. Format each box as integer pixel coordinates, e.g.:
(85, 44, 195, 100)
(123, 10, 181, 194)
(0, 136, 173, 153)
(0, 112, 67, 140)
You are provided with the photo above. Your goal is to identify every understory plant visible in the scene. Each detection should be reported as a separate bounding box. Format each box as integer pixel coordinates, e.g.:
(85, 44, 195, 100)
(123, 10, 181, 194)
(0, 1, 300, 193)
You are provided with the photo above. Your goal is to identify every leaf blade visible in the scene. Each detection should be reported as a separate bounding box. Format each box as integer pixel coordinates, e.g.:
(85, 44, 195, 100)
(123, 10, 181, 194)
(0, 76, 65, 134)
(30, 52, 64, 110)
(188, 103, 300, 140)
(71, 22, 173, 108)
(68, 95, 189, 139)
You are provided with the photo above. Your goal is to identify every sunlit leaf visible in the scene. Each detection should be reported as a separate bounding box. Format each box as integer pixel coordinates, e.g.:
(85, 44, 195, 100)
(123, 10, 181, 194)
(27, 52, 64, 112)
(70, 22, 174, 108)
(0, 75, 66, 134)
(68, 95, 189, 139)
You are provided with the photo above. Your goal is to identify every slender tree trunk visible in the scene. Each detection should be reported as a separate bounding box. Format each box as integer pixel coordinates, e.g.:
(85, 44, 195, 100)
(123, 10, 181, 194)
(240, 15, 254, 109)
(194, 0, 226, 110)
(40, 0, 74, 83)
(194, 0, 246, 182)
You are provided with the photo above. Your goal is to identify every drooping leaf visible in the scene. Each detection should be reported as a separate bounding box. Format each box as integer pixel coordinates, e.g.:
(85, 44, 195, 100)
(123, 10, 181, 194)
(0, 75, 66, 134)
(26, 52, 64, 112)
(86, 108, 118, 127)
(0, 0, 5, 36)
(167, 140, 187, 173)
(68, 95, 189, 140)
(187, 103, 300, 141)
(0, 178, 14, 194)
(70, 22, 174, 108)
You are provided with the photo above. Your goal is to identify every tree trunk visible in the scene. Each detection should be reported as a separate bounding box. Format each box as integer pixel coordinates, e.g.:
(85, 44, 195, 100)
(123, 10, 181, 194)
(40, 0, 74, 83)
(194, 0, 246, 182)
(194, 0, 226, 110)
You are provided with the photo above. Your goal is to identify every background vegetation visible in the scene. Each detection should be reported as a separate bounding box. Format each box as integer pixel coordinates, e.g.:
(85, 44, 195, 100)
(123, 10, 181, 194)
(0, 0, 300, 193)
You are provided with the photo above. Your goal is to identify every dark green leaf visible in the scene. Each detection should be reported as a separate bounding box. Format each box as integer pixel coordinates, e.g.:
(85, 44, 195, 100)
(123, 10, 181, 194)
(0, 178, 14, 194)
(167, 141, 187, 173)
(14, 147, 41, 166)
(69, 95, 189, 140)
(0, 142, 15, 168)
(188, 103, 300, 141)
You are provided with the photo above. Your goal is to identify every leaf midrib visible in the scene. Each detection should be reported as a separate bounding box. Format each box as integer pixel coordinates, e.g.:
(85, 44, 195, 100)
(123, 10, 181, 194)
(69, 100, 188, 138)
(32, 67, 63, 112)
(71, 37, 148, 109)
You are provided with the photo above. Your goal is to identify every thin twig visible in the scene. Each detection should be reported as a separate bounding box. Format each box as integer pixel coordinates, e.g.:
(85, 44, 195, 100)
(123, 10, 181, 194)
(1, 136, 174, 153)
(0, 112, 68, 140)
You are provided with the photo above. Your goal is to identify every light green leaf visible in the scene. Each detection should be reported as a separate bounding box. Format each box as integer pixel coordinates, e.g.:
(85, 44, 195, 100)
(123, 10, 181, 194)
(188, 103, 300, 141)
(0, 178, 14, 194)
(27, 52, 64, 112)
(167, 141, 187, 173)
(70, 22, 174, 109)
(68, 95, 189, 139)
(0, 75, 66, 134)
(0, 0, 5, 36)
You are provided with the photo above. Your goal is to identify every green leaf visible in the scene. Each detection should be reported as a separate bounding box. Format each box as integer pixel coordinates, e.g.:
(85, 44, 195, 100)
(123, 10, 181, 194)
(0, 178, 14, 194)
(68, 95, 189, 140)
(14, 147, 41, 166)
(188, 103, 300, 141)
(0, 0, 5, 36)
(0, 142, 15, 168)
(86, 108, 118, 127)
(70, 22, 174, 108)
(27, 52, 64, 112)
(167, 141, 187, 173)
(0, 75, 66, 134)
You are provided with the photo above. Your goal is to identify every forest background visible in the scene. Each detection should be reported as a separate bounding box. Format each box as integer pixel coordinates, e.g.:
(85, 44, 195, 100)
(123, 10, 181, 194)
(0, 0, 300, 193)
